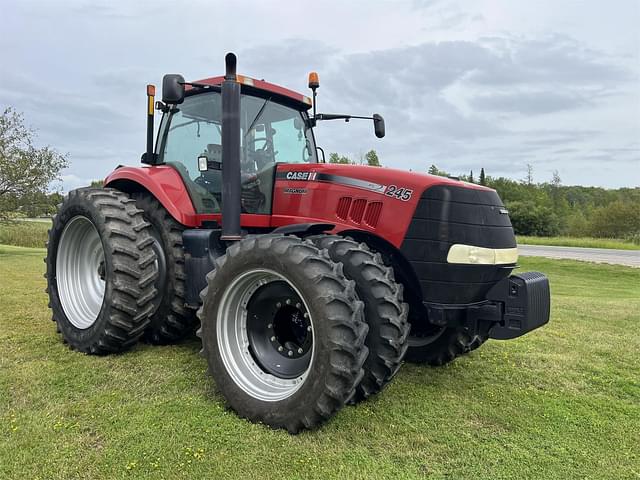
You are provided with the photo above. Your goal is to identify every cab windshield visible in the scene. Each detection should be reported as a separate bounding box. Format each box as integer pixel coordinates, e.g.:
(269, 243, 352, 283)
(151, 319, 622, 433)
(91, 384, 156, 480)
(157, 91, 316, 214)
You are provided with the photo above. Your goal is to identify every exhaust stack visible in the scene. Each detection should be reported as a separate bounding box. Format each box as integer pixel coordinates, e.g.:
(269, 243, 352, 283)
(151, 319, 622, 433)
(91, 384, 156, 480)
(220, 52, 242, 241)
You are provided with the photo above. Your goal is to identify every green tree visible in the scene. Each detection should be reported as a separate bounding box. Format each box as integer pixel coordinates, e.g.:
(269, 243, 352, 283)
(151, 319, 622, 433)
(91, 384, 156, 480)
(479, 168, 486, 186)
(365, 149, 381, 167)
(566, 211, 590, 237)
(588, 201, 640, 239)
(328, 152, 352, 164)
(90, 179, 104, 188)
(468, 170, 474, 183)
(428, 164, 448, 177)
(0, 107, 68, 218)
(506, 200, 560, 236)
(17, 191, 63, 217)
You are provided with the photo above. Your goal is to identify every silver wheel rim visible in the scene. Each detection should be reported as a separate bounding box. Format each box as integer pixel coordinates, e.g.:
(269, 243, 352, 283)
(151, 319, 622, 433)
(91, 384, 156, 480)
(56, 215, 106, 329)
(216, 268, 314, 402)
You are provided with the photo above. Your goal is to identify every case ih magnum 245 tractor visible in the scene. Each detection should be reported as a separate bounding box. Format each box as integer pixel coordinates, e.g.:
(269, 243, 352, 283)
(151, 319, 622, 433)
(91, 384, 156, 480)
(45, 53, 550, 433)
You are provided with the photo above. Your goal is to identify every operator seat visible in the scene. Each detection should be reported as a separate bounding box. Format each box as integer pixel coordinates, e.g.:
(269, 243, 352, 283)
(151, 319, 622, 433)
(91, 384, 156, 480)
(165, 160, 220, 213)
(197, 143, 223, 202)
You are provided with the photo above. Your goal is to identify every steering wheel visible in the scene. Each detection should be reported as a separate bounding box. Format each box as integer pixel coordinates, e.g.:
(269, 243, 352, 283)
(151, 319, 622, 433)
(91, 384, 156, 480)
(246, 137, 274, 155)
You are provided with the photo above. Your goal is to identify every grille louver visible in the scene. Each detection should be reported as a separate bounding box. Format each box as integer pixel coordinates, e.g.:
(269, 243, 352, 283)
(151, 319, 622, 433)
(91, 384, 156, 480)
(336, 197, 382, 227)
(349, 199, 367, 223)
(336, 197, 352, 221)
(364, 201, 383, 227)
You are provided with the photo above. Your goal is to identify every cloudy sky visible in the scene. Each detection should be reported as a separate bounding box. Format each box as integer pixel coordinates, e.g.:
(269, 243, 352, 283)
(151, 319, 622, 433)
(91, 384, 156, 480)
(1, 0, 638, 189)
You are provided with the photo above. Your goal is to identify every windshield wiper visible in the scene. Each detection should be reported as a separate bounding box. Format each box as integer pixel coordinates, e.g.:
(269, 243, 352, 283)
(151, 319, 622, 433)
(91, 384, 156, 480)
(244, 97, 271, 138)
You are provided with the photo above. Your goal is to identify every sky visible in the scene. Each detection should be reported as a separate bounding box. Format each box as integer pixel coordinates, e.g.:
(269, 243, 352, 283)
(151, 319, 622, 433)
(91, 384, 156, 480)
(1, 0, 638, 190)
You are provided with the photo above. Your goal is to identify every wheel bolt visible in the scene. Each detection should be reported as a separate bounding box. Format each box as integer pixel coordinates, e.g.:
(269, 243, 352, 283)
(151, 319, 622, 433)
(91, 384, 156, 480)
(288, 350, 293, 357)
(278, 346, 283, 352)
(298, 348, 303, 354)
(270, 336, 276, 342)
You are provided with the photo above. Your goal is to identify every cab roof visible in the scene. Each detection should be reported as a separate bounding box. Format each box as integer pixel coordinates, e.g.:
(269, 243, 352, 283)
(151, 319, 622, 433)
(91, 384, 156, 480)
(189, 75, 312, 111)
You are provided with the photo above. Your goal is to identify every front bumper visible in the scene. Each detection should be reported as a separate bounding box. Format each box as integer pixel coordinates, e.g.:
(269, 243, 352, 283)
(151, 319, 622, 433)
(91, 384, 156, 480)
(425, 272, 550, 340)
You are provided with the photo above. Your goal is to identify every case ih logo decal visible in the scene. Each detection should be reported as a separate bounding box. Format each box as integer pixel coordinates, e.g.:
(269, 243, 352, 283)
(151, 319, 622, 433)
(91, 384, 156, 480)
(277, 171, 412, 201)
(286, 171, 317, 181)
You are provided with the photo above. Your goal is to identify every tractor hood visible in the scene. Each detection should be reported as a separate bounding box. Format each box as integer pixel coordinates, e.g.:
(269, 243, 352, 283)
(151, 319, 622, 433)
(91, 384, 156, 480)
(271, 162, 502, 248)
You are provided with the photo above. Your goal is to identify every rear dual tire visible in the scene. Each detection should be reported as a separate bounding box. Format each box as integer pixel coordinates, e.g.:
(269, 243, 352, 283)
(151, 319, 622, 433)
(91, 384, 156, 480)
(45, 188, 158, 354)
(133, 193, 196, 344)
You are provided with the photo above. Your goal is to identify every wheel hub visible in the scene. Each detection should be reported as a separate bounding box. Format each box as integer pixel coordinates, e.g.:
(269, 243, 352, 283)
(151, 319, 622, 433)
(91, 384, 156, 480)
(246, 283, 312, 378)
(269, 302, 311, 359)
(216, 269, 315, 402)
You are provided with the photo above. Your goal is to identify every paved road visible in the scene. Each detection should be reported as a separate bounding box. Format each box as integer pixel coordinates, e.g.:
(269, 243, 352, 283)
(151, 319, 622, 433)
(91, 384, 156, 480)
(518, 244, 640, 268)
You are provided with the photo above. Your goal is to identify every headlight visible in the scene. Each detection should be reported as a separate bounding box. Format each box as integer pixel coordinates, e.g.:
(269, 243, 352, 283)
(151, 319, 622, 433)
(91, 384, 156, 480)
(447, 244, 518, 265)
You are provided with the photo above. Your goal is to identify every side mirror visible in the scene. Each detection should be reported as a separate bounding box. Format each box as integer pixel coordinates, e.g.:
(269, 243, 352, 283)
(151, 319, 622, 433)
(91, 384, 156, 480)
(162, 74, 185, 104)
(373, 114, 385, 138)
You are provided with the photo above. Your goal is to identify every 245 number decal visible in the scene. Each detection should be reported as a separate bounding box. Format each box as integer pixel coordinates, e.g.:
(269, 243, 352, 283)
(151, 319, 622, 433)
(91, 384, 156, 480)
(384, 185, 413, 201)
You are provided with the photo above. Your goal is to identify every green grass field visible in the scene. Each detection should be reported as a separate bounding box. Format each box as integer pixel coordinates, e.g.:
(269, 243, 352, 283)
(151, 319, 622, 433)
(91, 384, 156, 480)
(517, 235, 640, 250)
(1, 245, 639, 479)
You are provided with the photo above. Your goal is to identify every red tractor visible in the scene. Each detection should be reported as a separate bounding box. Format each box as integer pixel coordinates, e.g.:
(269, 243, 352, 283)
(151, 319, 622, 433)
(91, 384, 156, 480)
(45, 53, 550, 432)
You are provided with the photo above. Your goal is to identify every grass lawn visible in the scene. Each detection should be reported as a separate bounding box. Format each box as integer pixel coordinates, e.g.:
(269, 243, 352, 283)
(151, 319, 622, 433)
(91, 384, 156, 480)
(1, 245, 638, 479)
(517, 235, 640, 250)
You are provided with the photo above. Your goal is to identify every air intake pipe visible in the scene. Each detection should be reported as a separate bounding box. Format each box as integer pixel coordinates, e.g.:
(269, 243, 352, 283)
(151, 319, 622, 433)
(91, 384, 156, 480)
(220, 52, 242, 241)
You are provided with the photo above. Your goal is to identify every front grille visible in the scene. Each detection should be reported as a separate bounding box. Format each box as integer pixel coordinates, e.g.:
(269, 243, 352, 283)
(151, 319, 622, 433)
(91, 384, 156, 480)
(400, 185, 516, 304)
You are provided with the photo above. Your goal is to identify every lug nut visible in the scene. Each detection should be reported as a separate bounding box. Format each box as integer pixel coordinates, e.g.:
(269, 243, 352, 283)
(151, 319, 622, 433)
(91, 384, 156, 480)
(307, 325, 312, 332)
(270, 336, 276, 342)
(286, 299, 291, 305)
(303, 312, 309, 319)
(296, 302, 301, 309)
(278, 346, 283, 352)
(276, 302, 282, 308)
(288, 350, 293, 357)
(298, 348, 303, 354)
(267, 323, 272, 329)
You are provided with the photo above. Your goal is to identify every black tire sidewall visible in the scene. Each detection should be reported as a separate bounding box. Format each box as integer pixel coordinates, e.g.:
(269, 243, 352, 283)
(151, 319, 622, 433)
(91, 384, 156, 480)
(47, 192, 114, 350)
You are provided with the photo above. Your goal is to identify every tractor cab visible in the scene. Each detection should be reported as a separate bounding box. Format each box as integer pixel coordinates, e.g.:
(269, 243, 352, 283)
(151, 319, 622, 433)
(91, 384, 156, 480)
(154, 82, 317, 215)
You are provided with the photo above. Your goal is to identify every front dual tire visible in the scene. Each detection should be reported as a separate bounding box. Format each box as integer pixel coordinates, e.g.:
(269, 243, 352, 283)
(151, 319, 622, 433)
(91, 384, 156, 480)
(197, 235, 369, 433)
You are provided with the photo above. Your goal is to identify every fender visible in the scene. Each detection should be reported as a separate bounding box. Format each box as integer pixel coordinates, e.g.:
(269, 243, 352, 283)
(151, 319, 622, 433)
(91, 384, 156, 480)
(104, 166, 199, 226)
